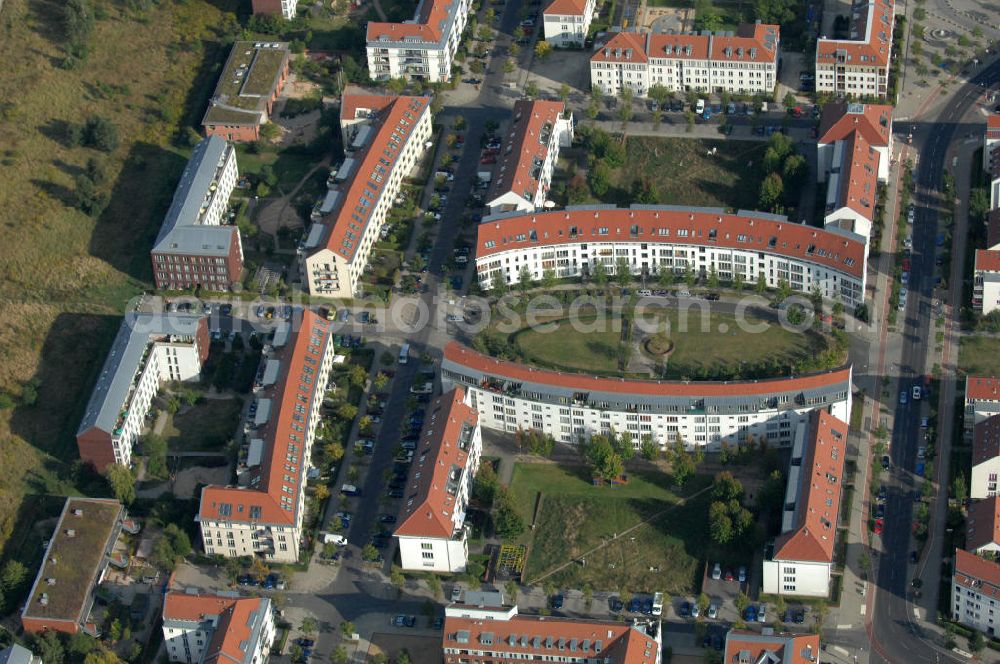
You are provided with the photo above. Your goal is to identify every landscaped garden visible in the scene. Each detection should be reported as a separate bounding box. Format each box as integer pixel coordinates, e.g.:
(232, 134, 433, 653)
(160, 397, 243, 452)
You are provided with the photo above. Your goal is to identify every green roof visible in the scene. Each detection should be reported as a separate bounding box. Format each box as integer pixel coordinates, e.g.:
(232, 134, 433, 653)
(203, 41, 290, 127)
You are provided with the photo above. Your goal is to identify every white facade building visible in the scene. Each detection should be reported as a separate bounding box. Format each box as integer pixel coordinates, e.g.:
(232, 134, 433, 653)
(966, 376, 1000, 432)
(442, 342, 852, 451)
(590, 24, 779, 97)
(395, 388, 482, 573)
(76, 314, 209, 471)
(302, 95, 432, 298)
(487, 100, 573, 215)
(815, 0, 895, 98)
(952, 548, 1000, 637)
(366, 0, 472, 82)
(762, 411, 847, 598)
(163, 592, 275, 664)
(542, 0, 596, 48)
(475, 206, 868, 308)
(966, 497, 1000, 557)
(971, 415, 1000, 500)
(198, 310, 336, 563)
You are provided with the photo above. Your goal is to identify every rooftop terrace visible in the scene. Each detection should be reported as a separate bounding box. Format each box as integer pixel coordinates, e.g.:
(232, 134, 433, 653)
(203, 41, 290, 127)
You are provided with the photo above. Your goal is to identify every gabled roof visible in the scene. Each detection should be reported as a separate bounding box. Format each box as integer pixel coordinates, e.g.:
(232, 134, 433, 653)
(543, 0, 588, 16)
(152, 136, 238, 258)
(967, 376, 1000, 402)
(954, 548, 1000, 599)
(973, 414, 1000, 466)
(832, 131, 880, 220)
(967, 497, 1000, 553)
(366, 0, 462, 44)
(313, 95, 430, 263)
(975, 249, 1000, 274)
(489, 100, 567, 208)
(339, 91, 396, 124)
(987, 115, 1000, 138)
(444, 341, 852, 399)
(0, 645, 36, 664)
(591, 32, 650, 63)
(723, 630, 821, 664)
(395, 388, 479, 539)
(476, 206, 867, 279)
(163, 592, 271, 664)
(199, 310, 333, 527)
(816, 0, 895, 68)
(644, 32, 710, 61)
(442, 614, 657, 663)
(706, 23, 780, 62)
(818, 102, 892, 146)
(772, 411, 847, 563)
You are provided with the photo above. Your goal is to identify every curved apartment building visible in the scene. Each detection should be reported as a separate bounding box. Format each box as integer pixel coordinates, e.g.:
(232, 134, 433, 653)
(441, 342, 852, 450)
(475, 205, 868, 307)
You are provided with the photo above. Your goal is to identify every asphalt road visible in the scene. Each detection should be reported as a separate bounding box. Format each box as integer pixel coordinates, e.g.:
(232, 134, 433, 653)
(868, 59, 1000, 664)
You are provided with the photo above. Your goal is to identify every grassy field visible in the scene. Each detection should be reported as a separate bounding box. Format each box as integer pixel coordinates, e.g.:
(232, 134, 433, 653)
(503, 307, 830, 380)
(161, 398, 242, 452)
(958, 336, 1000, 377)
(510, 463, 714, 594)
(0, 0, 241, 549)
(583, 138, 768, 210)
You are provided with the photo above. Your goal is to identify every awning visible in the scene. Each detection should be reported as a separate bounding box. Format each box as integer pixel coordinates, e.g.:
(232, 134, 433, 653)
(254, 399, 272, 427)
(247, 438, 265, 467)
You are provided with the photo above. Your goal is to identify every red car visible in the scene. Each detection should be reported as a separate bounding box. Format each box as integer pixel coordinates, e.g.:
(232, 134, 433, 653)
(902, 258, 911, 271)
(724, 570, 735, 582)
(481, 156, 496, 164)
(874, 518, 885, 534)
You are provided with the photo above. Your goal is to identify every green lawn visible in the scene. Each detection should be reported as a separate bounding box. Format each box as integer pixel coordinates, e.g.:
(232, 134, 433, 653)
(162, 398, 242, 452)
(958, 336, 1000, 377)
(234, 147, 318, 191)
(503, 307, 833, 380)
(509, 463, 717, 594)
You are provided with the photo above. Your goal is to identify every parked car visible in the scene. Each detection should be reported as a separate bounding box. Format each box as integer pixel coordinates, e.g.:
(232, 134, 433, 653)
(707, 604, 719, 619)
(550, 594, 564, 610)
(628, 597, 642, 613)
(882, 455, 891, 471)
(609, 596, 624, 612)
(678, 601, 691, 617)
(738, 566, 747, 583)
(711, 562, 721, 580)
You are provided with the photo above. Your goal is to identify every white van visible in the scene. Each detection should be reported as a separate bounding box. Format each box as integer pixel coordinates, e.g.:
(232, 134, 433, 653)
(652, 592, 664, 616)
(759, 101, 768, 113)
(321, 533, 347, 545)
(695, 99, 706, 114)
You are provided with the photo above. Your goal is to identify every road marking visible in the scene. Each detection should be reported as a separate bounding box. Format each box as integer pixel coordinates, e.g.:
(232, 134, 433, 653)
(836, 625, 853, 631)
(832, 646, 850, 655)
(860, 605, 866, 615)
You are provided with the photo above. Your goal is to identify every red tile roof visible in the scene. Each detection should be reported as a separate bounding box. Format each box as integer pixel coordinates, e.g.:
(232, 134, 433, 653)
(973, 414, 1000, 466)
(199, 310, 333, 526)
(444, 341, 852, 398)
(818, 102, 893, 146)
(366, 0, 459, 43)
(489, 100, 567, 208)
(318, 95, 429, 262)
(591, 32, 651, 63)
(975, 249, 1000, 273)
(544, 0, 588, 16)
(988, 115, 1000, 137)
(443, 614, 658, 663)
(723, 630, 821, 664)
(968, 376, 1000, 402)
(967, 497, 1000, 553)
(644, 32, 710, 61)
(163, 593, 269, 664)
(476, 207, 866, 279)
(816, 0, 895, 67)
(772, 411, 847, 563)
(832, 131, 880, 220)
(954, 548, 1000, 600)
(339, 91, 395, 124)
(395, 388, 479, 539)
(705, 23, 780, 62)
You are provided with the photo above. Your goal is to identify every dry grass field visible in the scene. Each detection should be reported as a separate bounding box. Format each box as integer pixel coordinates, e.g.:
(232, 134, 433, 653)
(0, 0, 239, 548)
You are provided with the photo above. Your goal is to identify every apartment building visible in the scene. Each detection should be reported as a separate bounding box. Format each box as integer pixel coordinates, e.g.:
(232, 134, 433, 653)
(975, 249, 1000, 314)
(723, 630, 821, 663)
(366, 0, 472, 82)
(202, 41, 290, 142)
(542, 0, 596, 48)
(21, 498, 130, 635)
(162, 592, 275, 664)
(442, 342, 852, 450)
(815, 0, 895, 98)
(967, 497, 1000, 558)
(952, 547, 1000, 636)
(395, 388, 482, 573)
(966, 376, 1000, 431)
(0, 645, 41, 664)
(198, 310, 336, 563)
(762, 411, 847, 598)
(151, 136, 243, 291)
(984, 115, 1000, 173)
(252, 0, 298, 19)
(443, 596, 658, 664)
(487, 100, 574, 215)
(302, 95, 432, 298)
(475, 206, 869, 307)
(817, 102, 893, 240)
(76, 314, 209, 471)
(971, 415, 1000, 499)
(590, 23, 780, 97)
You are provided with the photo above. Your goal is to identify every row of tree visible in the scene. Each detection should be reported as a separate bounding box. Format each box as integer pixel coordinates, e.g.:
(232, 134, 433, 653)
(474, 463, 525, 540)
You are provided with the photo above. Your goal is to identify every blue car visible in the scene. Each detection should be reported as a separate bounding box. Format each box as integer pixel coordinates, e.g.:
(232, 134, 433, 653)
(642, 598, 653, 615)
(550, 594, 564, 609)
(745, 606, 757, 622)
(628, 597, 642, 613)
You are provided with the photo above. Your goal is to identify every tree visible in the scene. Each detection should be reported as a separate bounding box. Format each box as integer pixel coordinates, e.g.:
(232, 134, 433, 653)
(541, 268, 556, 289)
(640, 435, 659, 460)
(618, 88, 634, 126)
(652, 108, 663, 128)
(783, 153, 807, 191)
(473, 462, 500, 506)
(64, 0, 94, 56)
(349, 363, 368, 387)
(361, 544, 380, 561)
(631, 177, 658, 204)
(524, 80, 540, 99)
(669, 440, 696, 486)
(337, 402, 359, 422)
(324, 441, 345, 463)
(759, 172, 784, 211)
(82, 115, 119, 152)
(391, 567, 406, 592)
(314, 484, 330, 501)
(331, 646, 349, 664)
(648, 84, 670, 108)
(733, 272, 745, 292)
(33, 629, 66, 664)
(535, 40, 552, 59)
(588, 162, 611, 197)
(558, 83, 571, 103)
(340, 621, 356, 638)
(755, 272, 768, 294)
(735, 592, 750, 612)
(494, 487, 526, 539)
(969, 630, 985, 653)
(505, 579, 520, 603)
(615, 257, 632, 286)
(709, 501, 734, 544)
(782, 91, 797, 109)
(697, 592, 710, 614)
(107, 463, 136, 505)
(685, 265, 696, 287)
(143, 433, 168, 477)
(518, 266, 534, 294)
(1, 559, 28, 592)
(952, 473, 968, 503)
(83, 651, 122, 664)
(657, 268, 674, 287)
(707, 265, 720, 289)
(712, 471, 743, 502)
(591, 260, 608, 286)
(503, 58, 517, 76)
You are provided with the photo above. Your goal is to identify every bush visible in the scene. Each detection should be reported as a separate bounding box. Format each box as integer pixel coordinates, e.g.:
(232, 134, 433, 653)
(81, 115, 119, 152)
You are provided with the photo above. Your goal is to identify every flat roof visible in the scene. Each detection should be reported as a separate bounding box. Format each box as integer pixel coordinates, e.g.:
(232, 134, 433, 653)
(22, 498, 122, 626)
(203, 41, 290, 127)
